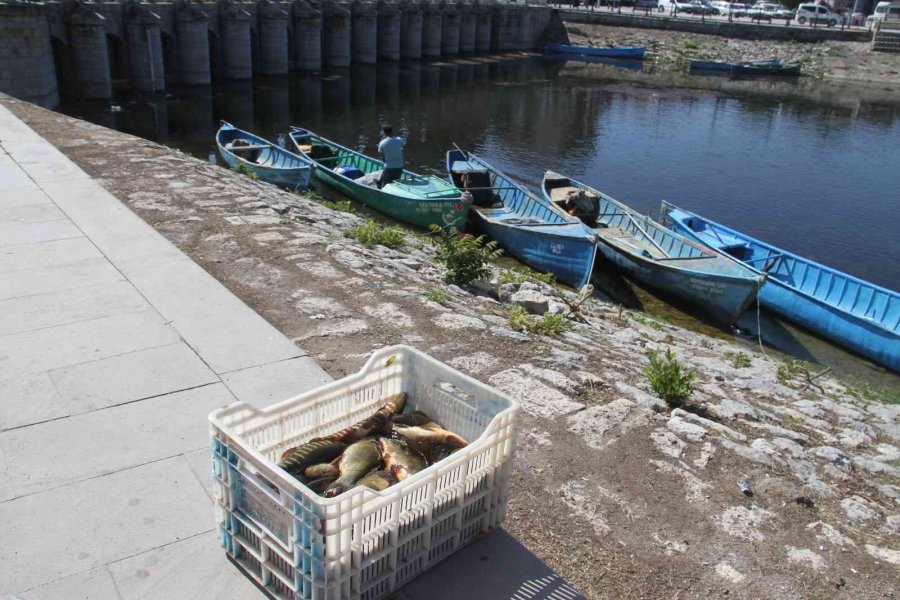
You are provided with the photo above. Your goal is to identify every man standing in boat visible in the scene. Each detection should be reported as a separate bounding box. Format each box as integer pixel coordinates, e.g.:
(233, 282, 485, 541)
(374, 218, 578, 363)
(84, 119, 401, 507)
(377, 125, 405, 189)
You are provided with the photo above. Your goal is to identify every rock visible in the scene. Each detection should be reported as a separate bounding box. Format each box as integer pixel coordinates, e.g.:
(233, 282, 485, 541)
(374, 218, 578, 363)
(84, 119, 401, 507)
(559, 480, 611, 537)
(541, 347, 587, 368)
(569, 399, 651, 449)
(651, 429, 687, 459)
(518, 364, 582, 395)
(750, 438, 783, 461)
(841, 495, 882, 524)
(497, 282, 519, 301)
(510, 289, 554, 315)
(671, 408, 747, 442)
(865, 544, 900, 565)
(876, 443, 900, 461)
(709, 399, 758, 422)
(362, 302, 414, 328)
(471, 278, 497, 295)
(547, 300, 568, 315)
(614, 381, 667, 412)
(746, 421, 809, 443)
(448, 352, 497, 375)
(489, 326, 531, 341)
(771, 437, 805, 459)
(876, 483, 900, 503)
(489, 369, 584, 418)
(666, 414, 708, 443)
(880, 515, 900, 536)
(719, 439, 778, 466)
(714, 562, 746, 584)
(652, 533, 688, 556)
(716, 506, 775, 542)
(837, 428, 872, 449)
(299, 317, 369, 338)
(694, 441, 716, 469)
(809, 446, 852, 469)
(650, 460, 711, 504)
(433, 313, 486, 330)
(575, 371, 604, 388)
(785, 547, 826, 572)
(807, 521, 856, 548)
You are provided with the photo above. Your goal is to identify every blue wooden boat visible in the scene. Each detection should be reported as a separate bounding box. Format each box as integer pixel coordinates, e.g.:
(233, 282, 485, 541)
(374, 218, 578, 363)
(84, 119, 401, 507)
(446, 150, 597, 289)
(544, 42, 646, 60)
(542, 173, 764, 325)
(690, 58, 802, 77)
(216, 121, 311, 189)
(662, 203, 900, 372)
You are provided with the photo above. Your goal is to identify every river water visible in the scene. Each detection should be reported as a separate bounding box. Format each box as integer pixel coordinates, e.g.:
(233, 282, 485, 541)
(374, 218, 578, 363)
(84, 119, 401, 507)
(55, 55, 900, 381)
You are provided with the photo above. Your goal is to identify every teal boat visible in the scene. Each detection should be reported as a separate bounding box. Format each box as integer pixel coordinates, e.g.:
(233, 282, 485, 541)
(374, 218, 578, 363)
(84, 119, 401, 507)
(662, 202, 900, 372)
(289, 128, 468, 231)
(541, 172, 764, 324)
(216, 122, 311, 189)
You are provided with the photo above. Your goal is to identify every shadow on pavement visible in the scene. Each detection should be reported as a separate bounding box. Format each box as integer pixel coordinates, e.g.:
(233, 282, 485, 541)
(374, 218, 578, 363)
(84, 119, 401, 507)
(394, 529, 585, 600)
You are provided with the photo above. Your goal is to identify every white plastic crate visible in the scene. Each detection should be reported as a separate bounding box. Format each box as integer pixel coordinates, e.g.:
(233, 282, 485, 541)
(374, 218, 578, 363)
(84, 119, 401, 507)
(208, 345, 520, 600)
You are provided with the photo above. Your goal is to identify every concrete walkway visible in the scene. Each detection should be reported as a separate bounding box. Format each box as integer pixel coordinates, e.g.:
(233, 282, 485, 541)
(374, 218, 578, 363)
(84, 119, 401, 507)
(0, 102, 331, 598)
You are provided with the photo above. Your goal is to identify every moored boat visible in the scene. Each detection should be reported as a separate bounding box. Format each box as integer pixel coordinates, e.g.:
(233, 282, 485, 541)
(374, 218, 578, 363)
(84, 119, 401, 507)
(216, 122, 311, 189)
(289, 128, 468, 231)
(445, 149, 597, 289)
(541, 173, 764, 325)
(662, 202, 900, 372)
(544, 42, 646, 60)
(690, 58, 802, 76)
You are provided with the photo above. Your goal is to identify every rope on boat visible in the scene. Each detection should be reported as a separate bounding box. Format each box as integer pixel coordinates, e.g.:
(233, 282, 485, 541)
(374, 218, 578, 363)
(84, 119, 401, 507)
(755, 276, 770, 359)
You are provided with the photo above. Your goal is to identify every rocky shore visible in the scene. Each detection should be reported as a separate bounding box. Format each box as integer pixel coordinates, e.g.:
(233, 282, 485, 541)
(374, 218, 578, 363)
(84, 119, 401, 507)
(4, 95, 898, 599)
(565, 22, 900, 84)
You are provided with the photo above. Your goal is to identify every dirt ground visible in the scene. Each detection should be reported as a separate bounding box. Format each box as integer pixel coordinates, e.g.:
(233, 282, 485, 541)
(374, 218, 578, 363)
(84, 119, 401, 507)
(565, 22, 900, 84)
(4, 96, 898, 599)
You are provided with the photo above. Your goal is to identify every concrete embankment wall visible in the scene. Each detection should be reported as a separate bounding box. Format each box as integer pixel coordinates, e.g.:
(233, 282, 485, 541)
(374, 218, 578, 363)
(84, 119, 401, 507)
(0, 0, 553, 106)
(561, 10, 873, 42)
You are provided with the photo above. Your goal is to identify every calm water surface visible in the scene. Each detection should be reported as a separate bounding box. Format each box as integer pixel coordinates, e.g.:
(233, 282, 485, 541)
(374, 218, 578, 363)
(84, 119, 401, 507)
(56, 56, 900, 381)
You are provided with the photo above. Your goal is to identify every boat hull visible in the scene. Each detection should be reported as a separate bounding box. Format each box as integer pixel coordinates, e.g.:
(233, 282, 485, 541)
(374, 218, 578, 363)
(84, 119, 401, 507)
(476, 213, 598, 289)
(733, 63, 801, 77)
(446, 150, 596, 289)
(594, 239, 760, 325)
(667, 211, 899, 372)
(544, 42, 645, 60)
(216, 122, 311, 189)
(290, 128, 467, 231)
(314, 167, 468, 230)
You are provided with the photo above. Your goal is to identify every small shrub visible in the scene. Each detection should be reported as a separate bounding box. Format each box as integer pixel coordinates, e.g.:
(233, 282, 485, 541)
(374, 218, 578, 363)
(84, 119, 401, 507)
(424, 289, 449, 304)
(345, 219, 406, 249)
(726, 351, 752, 369)
(632, 312, 662, 330)
(645, 349, 696, 409)
(318, 198, 356, 213)
(429, 224, 502, 287)
(683, 39, 698, 50)
(230, 162, 258, 180)
(508, 306, 573, 337)
(844, 380, 900, 406)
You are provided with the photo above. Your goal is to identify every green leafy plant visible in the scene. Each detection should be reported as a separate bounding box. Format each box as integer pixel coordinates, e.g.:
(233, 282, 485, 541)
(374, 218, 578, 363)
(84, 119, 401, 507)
(726, 351, 752, 369)
(345, 219, 406, 249)
(508, 306, 573, 336)
(645, 349, 696, 409)
(424, 289, 449, 304)
(632, 312, 662, 330)
(429, 224, 502, 287)
(230, 162, 258, 180)
(499, 267, 556, 286)
(683, 39, 698, 50)
(843, 380, 900, 405)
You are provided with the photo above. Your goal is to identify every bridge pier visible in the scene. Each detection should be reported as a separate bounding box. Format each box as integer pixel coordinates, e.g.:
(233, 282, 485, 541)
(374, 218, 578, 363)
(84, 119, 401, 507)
(258, 0, 289, 74)
(176, 3, 211, 85)
(421, 2, 441, 58)
(219, 3, 252, 79)
(377, 0, 400, 61)
(323, 0, 351, 67)
(474, 1, 491, 53)
(0, 2, 58, 106)
(440, 2, 459, 56)
(66, 4, 112, 99)
(293, 0, 322, 71)
(491, 5, 514, 52)
(399, 0, 422, 59)
(352, 1, 377, 64)
(125, 6, 165, 92)
(459, 2, 475, 54)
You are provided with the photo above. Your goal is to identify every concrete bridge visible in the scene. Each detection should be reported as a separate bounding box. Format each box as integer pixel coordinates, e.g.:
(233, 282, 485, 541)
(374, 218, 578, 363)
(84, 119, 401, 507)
(0, 0, 552, 107)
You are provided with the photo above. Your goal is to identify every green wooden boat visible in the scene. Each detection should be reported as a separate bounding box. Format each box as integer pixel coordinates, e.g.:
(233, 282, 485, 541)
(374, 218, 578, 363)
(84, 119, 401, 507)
(289, 127, 469, 231)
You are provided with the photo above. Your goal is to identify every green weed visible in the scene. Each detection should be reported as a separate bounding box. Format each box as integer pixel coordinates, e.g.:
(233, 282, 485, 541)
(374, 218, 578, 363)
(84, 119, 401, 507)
(683, 39, 699, 50)
(645, 348, 696, 409)
(499, 267, 556, 286)
(726, 351, 752, 369)
(424, 289, 449, 304)
(429, 225, 503, 287)
(508, 306, 573, 336)
(230, 162, 258, 180)
(345, 219, 406, 249)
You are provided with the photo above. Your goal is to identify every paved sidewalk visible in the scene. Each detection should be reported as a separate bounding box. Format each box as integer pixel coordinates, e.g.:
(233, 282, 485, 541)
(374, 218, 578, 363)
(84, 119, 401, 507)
(0, 103, 330, 598)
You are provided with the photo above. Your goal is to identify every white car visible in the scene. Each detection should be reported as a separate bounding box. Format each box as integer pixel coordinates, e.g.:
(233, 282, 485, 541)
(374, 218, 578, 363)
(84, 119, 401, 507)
(795, 3, 843, 26)
(866, 1, 900, 29)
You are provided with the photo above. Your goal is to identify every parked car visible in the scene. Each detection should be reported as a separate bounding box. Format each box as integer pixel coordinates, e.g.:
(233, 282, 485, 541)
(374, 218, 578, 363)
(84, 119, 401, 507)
(866, 1, 900, 28)
(660, 0, 707, 12)
(634, 0, 665, 11)
(731, 2, 753, 16)
(749, 2, 794, 18)
(795, 3, 843, 25)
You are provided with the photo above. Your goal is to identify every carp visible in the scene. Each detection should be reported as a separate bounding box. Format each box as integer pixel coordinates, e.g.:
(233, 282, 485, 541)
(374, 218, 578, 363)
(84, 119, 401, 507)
(378, 438, 426, 481)
(323, 439, 383, 498)
(278, 440, 347, 479)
